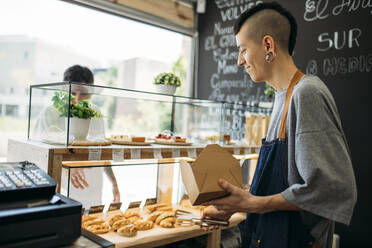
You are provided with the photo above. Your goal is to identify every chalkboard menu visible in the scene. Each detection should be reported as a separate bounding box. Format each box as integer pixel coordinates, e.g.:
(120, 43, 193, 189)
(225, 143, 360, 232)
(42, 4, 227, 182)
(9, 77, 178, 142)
(197, 1, 371, 247)
(285, 2, 371, 247)
(197, 0, 268, 104)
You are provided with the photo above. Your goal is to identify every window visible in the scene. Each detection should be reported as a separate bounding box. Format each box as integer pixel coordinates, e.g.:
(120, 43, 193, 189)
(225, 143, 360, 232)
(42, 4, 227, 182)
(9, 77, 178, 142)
(0, 0, 193, 160)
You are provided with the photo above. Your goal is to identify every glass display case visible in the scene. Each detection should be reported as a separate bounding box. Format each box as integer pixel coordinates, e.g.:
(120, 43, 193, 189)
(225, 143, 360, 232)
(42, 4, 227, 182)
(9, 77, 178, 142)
(59, 156, 257, 247)
(61, 159, 187, 209)
(27, 82, 272, 146)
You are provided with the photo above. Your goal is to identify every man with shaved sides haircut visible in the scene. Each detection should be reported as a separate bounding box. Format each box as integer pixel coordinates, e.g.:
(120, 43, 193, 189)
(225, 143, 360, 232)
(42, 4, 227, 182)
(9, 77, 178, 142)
(202, 2, 357, 248)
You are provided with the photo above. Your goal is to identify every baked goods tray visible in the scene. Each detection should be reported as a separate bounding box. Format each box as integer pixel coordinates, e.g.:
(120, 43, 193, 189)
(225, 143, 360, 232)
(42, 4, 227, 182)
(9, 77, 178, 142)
(91, 210, 244, 248)
(108, 140, 154, 146)
(154, 140, 192, 146)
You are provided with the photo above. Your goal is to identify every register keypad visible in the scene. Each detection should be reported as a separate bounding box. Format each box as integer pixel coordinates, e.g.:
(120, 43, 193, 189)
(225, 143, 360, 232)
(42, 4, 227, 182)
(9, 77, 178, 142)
(0, 169, 49, 190)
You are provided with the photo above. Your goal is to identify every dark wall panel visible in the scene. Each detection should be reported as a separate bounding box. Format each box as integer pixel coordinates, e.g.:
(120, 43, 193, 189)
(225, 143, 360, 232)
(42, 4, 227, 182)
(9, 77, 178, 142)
(197, 1, 371, 247)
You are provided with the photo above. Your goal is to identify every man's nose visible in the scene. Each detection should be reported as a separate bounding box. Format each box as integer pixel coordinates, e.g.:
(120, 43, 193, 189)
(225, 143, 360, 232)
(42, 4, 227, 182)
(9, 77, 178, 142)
(237, 54, 245, 67)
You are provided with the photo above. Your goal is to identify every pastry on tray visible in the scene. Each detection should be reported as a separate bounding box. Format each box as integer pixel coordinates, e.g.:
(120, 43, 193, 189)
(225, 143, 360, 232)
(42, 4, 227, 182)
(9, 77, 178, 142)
(131, 136, 146, 142)
(118, 224, 137, 237)
(147, 211, 163, 222)
(108, 213, 125, 226)
(174, 136, 186, 143)
(144, 203, 170, 213)
(112, 219, 131, 231)
(82, 218, 105, 228)
(155, 211, 175, 225)
(82, 215, 97, 223)
(134, 220, 154, 230)
(155, 133, 188, 144)
(110, 135, 130, 142)
(86, 223, 110, 234)
(127, 216, 142, 224)
(159, 217, 176, 228)
(124, 210, 140, 218)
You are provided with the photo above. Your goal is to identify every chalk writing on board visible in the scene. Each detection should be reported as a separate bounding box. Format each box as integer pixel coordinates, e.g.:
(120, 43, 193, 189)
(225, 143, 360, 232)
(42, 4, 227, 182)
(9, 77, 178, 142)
(304, 0, 372, 22)
(198, 1, 273, 141)
(317, 28, 362, 52)
(306, 59, 318, 75)
(306, 53, 372, 76)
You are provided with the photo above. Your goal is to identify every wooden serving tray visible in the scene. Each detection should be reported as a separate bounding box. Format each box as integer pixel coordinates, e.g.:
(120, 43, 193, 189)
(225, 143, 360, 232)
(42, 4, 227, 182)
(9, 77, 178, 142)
(69, 140, 113, 146)
(154, 139, 192, 146)
(108, 139, 154, 146)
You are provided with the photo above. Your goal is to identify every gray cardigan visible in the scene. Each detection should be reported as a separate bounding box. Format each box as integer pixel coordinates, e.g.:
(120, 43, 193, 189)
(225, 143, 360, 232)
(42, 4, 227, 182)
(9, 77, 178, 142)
(265, 75, 357, 248)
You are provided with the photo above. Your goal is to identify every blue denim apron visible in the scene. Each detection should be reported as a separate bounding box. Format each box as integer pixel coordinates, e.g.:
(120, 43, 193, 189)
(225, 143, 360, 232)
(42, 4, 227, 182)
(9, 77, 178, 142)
(239, 70, 316, 248)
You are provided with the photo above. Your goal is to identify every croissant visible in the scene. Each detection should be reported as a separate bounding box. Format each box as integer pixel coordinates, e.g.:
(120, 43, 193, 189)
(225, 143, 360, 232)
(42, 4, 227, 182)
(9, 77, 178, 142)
(82, 218, 105, 228)
(127, 216, 142, 224)
(86, 223, 110, 234)
(82, 215, 97, 223)
(124, 210, 140, 218)
(108, 213, 125, 226)
(145, 203, 169, 213)
(112, 219, 131, 231)
(155, 211, 175, 225)
(147, 211, 162, 222)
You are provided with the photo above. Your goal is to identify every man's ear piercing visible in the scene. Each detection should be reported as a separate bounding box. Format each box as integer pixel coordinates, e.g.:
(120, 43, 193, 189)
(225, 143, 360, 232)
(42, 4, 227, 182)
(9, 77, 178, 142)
(265, 52, 273, 62)
(265, 53, 270, 62)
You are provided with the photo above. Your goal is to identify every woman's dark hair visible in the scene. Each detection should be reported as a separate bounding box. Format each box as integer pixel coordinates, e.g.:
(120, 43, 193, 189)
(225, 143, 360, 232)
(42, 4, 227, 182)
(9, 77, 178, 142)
(233, 2, 297, 55)
(63, 65, 94, 84)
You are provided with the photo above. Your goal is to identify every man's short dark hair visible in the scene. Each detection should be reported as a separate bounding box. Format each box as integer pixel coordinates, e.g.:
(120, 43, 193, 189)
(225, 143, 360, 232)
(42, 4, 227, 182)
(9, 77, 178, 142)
(233, 2, 297, 55)
(63, 65, 94, 84)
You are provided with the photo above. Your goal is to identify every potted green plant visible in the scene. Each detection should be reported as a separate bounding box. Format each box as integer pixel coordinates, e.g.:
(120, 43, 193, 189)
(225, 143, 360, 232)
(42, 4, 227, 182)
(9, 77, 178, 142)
(52, 91, 102, 140)
(154, 72, 181, 95)
(264, 83, 275, 98)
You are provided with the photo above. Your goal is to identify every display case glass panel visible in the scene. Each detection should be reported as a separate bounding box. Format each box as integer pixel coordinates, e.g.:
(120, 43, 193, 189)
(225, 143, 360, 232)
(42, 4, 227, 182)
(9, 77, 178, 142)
(28, 82, 272, 146)
(61, 160, 186, 209)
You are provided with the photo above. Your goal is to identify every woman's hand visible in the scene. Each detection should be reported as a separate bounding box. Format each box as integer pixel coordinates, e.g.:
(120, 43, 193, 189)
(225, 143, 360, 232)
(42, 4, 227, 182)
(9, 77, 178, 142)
(70, 168, 89, 189)
(112, 184, 120, 203)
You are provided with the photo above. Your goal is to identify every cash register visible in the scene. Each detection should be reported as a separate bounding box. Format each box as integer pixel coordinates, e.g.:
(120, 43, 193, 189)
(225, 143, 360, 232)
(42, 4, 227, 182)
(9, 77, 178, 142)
(0, 161, 82, 248)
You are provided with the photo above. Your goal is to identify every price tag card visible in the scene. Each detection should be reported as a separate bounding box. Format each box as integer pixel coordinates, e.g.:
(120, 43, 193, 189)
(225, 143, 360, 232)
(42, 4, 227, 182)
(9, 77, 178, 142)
(112, 148, 124, 162)
(187, 148, 197, 158)
(130, 149, 141, 159)
(172, 148, 180, 158)
(88, 205, 105, 214)
(244, 147, 251, 155)
(88, 148, 102, 161)
(108, 202, 122, 212)
(128, 201, 142, 209)
(144, 198, 157, 206)
(153, 149, 163, 159)
(234, 147, 240, 155)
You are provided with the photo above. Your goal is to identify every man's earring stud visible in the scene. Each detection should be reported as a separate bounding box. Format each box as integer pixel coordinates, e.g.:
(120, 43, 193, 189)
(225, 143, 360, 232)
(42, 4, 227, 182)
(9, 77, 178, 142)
(265, 53, 271, 62)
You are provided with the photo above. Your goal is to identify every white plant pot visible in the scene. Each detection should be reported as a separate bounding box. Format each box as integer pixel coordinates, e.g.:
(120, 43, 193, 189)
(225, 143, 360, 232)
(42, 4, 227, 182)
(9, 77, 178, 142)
(68, 118, 91, 140)
(155, 84, 177, 95)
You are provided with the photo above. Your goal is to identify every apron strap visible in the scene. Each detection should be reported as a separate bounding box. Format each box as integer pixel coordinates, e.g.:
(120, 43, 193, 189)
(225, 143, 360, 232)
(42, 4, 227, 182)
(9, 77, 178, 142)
(279, 69, 305, 139)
